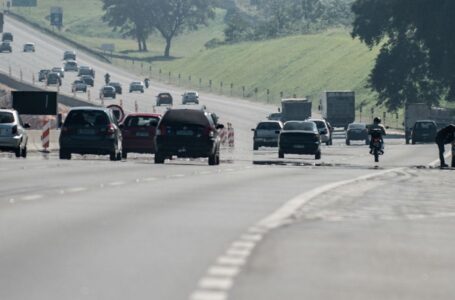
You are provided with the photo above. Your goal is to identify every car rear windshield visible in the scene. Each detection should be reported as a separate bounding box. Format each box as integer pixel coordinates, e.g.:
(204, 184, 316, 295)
(415, 122, 436, 130)
(284, 122, 315, 131)
(0, 112, 14, 124)
(65, 111, 109, 127)
(257, 122, 281, 130)
(124, 116, 159, 127)
(349, 124, 366, 130)
(161, 110, 211, 127)
(311, 121, 326, 129)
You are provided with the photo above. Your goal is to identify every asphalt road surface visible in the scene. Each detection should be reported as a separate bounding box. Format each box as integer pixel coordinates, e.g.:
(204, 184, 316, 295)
(1, 15, 454, 300)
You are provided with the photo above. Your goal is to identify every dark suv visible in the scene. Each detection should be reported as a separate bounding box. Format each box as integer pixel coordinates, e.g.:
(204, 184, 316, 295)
(59, 107, 122, 161)
(156, 92, 173, 106)
(154, 108, 224, 165)
(2, 32, 13, 42)
(411, 120, 438, 144)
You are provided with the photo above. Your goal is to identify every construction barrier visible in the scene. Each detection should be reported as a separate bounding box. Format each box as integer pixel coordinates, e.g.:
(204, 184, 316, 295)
(41, 119, 51, 152)
(227, 122, 235, 148)
(219, 127, 228, 146)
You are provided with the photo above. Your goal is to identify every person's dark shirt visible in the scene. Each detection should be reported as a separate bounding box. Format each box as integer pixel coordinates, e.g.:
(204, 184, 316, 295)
(436, 124, 455, 144)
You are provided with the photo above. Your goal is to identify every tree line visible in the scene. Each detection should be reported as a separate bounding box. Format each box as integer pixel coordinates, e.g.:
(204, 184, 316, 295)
(101, 0, 216, 57)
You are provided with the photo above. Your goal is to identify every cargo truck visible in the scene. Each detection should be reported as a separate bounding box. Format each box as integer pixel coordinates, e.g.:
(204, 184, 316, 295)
(0, 12, 4, 33)
(320, 91, 355, 128)
(281, 98, 312, 122)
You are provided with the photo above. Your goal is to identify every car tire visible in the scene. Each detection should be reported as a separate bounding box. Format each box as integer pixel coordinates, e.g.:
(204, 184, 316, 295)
(21, 146, 27, 158)
(109, 151, 117, 161)
(412, 139, 416, 145)
(15, 147, 21, 158)
(253, 143, 259, 151)
(122, 150, 127, 159)
(154, 152, 165, 164)
(315, 151, 321, 160)
(278, 151, 284, 159)
(346, 139, 350, 145)
(208, 152, 217, 166)
(116, 152, 122, 161)
(59, 149, 71, 160)
(365, 139, 369, 145)
(216, 152, 221, 165)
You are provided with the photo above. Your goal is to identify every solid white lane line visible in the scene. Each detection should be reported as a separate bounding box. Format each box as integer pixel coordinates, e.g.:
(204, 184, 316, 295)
(21, 195, 43, 201)
(108, 181, 126, 186)
(231, 241, 255, 250)
(67, 187, 87, 193)
(190, 291, 227, 300)
(240, 234, 263, 242)
(143, 177, 158, 182)
(167, 174, 185, 179)
(198, 277, 233, 290)
(226, 248, 251, 258)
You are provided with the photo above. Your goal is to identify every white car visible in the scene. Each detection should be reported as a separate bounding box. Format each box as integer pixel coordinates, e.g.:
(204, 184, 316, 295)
(0, 109, 30, 157)
(307, 118, 332, 145)
(23, 43, 35, 52)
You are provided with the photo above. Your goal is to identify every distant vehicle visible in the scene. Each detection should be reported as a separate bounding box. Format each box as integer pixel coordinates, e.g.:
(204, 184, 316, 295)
(80, 75, 94, 87)
(0, 109, 30, 158)
(64, 60, 78, 72)
(23, 43, 35, 52)
(78, 66, 95, 78)
(108, 82, 122, 94)
(0, 12, 3, 33)
(156, 92, 173, 106)
(0, 41, 11, 53)
(267, 112, 282, 121)
(346, 122, 369, 145)
(71, 80, 87, 93)
(252, 121, 283, 150)
(38, 69, 50, 82)
(307, 118, 332, 146)
(2, 32, 13, 42)
(320, 91, 355, 129)
(51, 67, 64, 78)
(281, 98, 312, 122)
(100, 85, 116, 99)
(154, 108, 224, 165)
(411, 120, 438, 144)
(63, 50, 76, 61)
(129, 81, 144, 93)
(59, 107, 122, 161)
(120, 113, 161, 159)
(182, 91, 199, 104)
(278, 121, 321, 160)
(46, 72, 62, 86)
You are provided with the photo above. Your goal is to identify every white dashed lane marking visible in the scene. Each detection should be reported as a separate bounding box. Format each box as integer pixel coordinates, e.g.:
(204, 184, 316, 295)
(21, 195, 43, 201)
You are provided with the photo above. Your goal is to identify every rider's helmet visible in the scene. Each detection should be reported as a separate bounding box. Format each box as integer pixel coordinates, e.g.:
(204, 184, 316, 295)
(373, 117, 381, 124)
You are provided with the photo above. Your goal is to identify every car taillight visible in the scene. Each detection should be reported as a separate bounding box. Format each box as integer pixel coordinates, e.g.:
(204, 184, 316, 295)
(203, 127, 213, 137)
(12, 125, 18, 135)
(107, 124, 116, 135)
(157, 125, 167, 136)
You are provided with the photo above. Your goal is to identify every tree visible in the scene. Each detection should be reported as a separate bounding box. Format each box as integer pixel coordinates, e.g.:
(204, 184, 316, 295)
(101, 0, 152, 52)
(149, 0, 216, 57)
(352, 0, 455, 109)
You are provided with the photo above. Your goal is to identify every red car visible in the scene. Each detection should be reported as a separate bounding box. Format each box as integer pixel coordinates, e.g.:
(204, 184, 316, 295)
(120, 113, 161, 159)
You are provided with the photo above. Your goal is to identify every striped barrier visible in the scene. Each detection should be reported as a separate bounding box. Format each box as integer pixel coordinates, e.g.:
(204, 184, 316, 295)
(219, 127, 228, 146)
(41, 119, 51, 152)
(227, 122, 235, 148)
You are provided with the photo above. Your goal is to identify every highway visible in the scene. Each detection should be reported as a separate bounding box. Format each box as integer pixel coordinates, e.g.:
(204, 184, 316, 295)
(1, 14, 455, 300)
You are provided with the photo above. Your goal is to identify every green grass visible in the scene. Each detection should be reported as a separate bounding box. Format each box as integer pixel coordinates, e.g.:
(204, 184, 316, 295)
(12, 0, 226, 58)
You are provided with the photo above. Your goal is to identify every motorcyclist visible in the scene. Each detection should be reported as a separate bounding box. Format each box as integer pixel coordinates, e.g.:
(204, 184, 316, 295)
(144, 78, 150, 88)
(369, 117, 386, 154)
(104, 73, 110, 85)
(435, 124, 455, 168)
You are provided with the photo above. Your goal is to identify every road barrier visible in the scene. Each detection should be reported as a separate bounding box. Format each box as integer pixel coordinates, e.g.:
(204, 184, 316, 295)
(41, 119, 51, 152)
(219, 128, 228, 146)
(227, 122, 235, 148)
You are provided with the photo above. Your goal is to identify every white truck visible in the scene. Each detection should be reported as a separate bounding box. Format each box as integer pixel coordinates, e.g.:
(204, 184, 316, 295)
(320, 91, 355, 128)
(281, 98, 312, 122)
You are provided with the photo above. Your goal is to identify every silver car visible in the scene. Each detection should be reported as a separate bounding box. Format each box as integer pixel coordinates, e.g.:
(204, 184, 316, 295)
(0, 109, 29, 157)
(252, 121, 283, 150)
(307, 118, 333, 145)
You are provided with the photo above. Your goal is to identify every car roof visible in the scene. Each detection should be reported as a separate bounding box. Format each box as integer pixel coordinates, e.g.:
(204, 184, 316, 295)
(103, 85, 115, 89)
(125, 113, 161, 118)
(24, 42, 35, 45)
(68, 107, 108, 112)
(258, 120, 282, 124)
(131, 81, 142, 84)
(415, 120, 437, 123)
(109, 82, 120, 85)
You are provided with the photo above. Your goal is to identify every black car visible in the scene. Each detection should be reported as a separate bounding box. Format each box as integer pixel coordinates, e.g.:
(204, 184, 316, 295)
(100, 85, 116, 99)
(59, 107, 122, 161)
(63, 50, 76, 61)
(346, 122, 369, 145)
(278, 121, 321, 159)
(2, 32, 13, 42)
(108, 82, 122, 94)
(71, 80, 87, 93)
(46, 72, 62, 86)
(154, 108, 224, 165)
(80, 75, 94, 87)
(156, 92, 173, 106)
(411, 120, 438, 144)
(78, 66, 95, 78)
(38, 69, 50, 82)
(0, 41, 12, 53)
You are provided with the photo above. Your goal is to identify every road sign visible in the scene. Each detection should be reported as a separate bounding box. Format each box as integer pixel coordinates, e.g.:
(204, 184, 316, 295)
(11, 0, 37, 7)
(12, 91, 58, 115)
(101, 44, 115, 52)
(50, 7, 63, 27)
(107, 104, 125, 123)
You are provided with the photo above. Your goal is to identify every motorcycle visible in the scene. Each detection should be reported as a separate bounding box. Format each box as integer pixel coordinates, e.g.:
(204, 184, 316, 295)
(104, 73, 111, 85)
(369, 128, 384, 162)
(144, 78, 150, 89)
